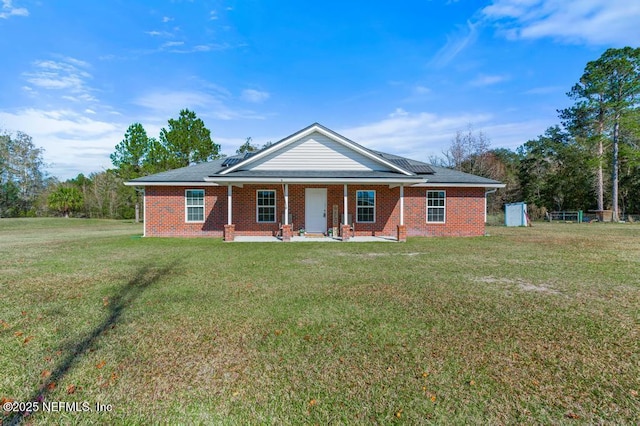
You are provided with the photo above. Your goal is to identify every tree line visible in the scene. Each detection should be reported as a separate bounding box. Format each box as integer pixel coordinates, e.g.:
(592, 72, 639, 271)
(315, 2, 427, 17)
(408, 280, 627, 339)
(0, 109, 222, 219)
(1, 48, 638, 220)
(441, 47, 640, 220)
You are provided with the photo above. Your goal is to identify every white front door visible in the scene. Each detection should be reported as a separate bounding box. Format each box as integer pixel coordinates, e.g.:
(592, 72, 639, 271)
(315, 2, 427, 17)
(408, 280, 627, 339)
(305, 188, 327, 233)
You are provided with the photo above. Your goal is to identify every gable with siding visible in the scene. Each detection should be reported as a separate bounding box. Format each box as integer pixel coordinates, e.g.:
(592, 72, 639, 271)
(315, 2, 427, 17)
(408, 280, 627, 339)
(244, 131, 392, 172)
(219, 123, 415, 176)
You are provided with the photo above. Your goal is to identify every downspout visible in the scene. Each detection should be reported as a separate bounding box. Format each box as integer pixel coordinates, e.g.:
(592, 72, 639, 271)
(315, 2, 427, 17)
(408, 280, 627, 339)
(399, 184, 404, 226)
(140, 188, 146, 237)
(485, 188, 497, 223)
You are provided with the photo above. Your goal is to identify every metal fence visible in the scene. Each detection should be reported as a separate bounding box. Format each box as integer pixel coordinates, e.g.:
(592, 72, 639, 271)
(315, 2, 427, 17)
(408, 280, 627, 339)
(622, 214, 640, 223)
(547, 211, 583, 222)
(547, 211, 640, 223)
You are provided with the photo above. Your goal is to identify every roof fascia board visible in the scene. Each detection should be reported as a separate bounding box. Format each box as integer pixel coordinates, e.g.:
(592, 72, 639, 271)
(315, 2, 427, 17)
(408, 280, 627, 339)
(204, 176, 426, 184)
(124, 176, 506, 189)
(124, 181, 221, 187)
(411, 183, 506, 188)
(125, 180, 504, 188)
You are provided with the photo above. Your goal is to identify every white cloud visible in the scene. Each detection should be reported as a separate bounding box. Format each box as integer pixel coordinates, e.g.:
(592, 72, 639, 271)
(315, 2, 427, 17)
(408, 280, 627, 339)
(389, 108, 409, 118)
(341, 109, 492, 160)
(63, 57, 90, 68)
(145, 30, 174, 37)
(162, 41, 184, 48)
(162, 16, 173, 23)
(241, 89, 270, 103)
(523, 85, 562, 95)
(430, 20, 479, 67)
(215, 136, 250, 157)
(209, 10, 218, 20)
(482, 0, 640, 45)
(0, 109, 124, 179)
(340, 109, 548, 161)
(0, 0, 28, 19)
(192, 45, 213, 52)
(22, 58, 98, 104)
(134, 89, 267, 121)
(134, 91, 215, 113)
(27, 74, 83, 90)
(470, 74, 509, 86)
(481, 119, 551, 149)
(413, 85, 431, 95)
(157, 42, 236, 54)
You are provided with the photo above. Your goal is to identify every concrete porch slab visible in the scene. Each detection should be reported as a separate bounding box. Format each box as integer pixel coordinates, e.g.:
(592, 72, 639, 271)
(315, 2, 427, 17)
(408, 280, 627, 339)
(233, 235, 397, 242)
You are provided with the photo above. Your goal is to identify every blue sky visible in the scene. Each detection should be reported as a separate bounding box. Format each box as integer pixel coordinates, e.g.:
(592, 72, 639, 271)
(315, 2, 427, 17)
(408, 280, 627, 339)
(1, 0, 638, 180)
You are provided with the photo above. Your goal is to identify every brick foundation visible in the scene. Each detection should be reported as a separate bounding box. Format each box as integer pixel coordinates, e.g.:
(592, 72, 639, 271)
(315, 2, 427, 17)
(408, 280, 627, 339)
(341, 224, 351, 241)
(224, 224, 235, 242)
(281, 224, 292, 242)
(397, 224, 407, 242)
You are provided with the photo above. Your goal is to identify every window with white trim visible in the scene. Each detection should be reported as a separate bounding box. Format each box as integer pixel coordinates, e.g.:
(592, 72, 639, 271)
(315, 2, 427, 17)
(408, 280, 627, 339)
(427, 190, 446, 223)
(185, 189, 205, 222)
(356, 190, 375, 223)
(257, 190, 276, 222)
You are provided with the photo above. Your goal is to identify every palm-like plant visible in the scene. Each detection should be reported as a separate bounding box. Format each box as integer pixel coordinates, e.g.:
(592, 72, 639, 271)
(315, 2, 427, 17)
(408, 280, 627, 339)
(48, 186, 83, 218)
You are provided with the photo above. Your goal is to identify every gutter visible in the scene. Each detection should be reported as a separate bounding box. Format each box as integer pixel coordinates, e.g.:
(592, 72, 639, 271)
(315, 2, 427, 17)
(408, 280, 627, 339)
(203, 176, 427, 184)
(413, 183, 505, 189)
(124, 181, 223, 187)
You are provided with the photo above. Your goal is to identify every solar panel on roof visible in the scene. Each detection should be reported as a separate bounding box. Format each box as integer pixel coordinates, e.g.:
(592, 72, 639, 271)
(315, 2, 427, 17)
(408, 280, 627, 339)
(221, 157, 242, 167)
(388, 158, 412, 169)
(387, 158, 434, 174)
(407, 164, 434, 174)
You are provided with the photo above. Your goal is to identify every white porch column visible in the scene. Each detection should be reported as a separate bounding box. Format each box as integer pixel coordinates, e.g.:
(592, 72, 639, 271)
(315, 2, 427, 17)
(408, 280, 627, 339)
(400, 184, 404, 226)
(227, 184, 232, 225)
(343, 184, 348, 224)
(284, 183, 289, 225)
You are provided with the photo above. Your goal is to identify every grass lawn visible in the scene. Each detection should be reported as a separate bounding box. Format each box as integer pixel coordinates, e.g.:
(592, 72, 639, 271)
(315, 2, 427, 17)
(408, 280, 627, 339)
(1, 218, 639, 424)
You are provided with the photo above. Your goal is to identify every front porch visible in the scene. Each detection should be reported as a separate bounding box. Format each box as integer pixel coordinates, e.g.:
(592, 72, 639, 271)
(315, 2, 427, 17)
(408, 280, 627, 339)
(219, 183, 410, 242)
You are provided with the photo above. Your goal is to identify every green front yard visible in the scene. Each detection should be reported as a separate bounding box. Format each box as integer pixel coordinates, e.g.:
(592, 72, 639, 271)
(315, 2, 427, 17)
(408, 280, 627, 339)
(1, 218, 638, 424)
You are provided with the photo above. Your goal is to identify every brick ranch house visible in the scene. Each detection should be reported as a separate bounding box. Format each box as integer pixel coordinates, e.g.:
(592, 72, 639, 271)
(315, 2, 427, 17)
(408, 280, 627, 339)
(126, 123, 504, 241)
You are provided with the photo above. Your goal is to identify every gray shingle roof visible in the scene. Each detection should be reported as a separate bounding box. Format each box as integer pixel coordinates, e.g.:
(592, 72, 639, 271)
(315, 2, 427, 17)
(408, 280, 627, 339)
(127, 124, 503, 186)
(417, 165, 501, 184)
(209, 170, 426, 179)
(128, 156, 501, 186)
(129, 159, 227, 183)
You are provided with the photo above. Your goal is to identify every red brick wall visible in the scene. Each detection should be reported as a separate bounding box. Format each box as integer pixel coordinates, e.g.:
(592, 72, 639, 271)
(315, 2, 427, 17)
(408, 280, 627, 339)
(232, 184, 281, 236)
(404, 187, 486, 237)
(143, 184, 487, 237)
(144, 186, 227, 237)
